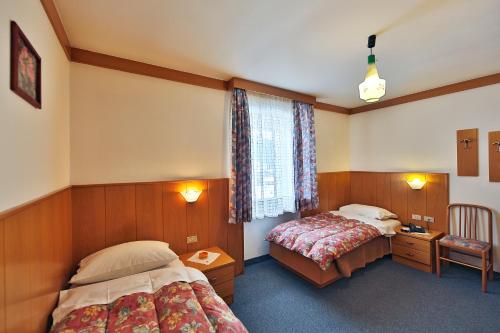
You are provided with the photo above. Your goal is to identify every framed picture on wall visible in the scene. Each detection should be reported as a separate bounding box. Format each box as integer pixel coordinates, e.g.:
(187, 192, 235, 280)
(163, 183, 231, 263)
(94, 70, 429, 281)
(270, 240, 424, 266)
(10, 21, 42, 109)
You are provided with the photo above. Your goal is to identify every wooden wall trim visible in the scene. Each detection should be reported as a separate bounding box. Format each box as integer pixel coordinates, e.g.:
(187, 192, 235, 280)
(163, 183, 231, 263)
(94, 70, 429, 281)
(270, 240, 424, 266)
(350, 73, 500, 114)
(228, 77, 316, 105)
(40, 0, 71, 60)
(71, 48, 228, 91)
(0, 185, 71, 221)
(314, 102, 350, 115)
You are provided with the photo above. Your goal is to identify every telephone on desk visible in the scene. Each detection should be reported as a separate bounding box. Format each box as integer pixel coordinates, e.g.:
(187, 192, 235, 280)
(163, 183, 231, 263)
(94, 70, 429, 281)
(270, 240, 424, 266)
(401, 223, 426, 233)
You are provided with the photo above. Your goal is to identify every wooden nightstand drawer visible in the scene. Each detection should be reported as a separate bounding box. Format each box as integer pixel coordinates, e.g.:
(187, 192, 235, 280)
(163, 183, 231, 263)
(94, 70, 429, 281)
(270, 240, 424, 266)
(205, 265, 234, 285)
(393, 235, 430, 253)
(179, 246, 236, 305)
(393, 244, 430, 265)
(213, 279, 234, 298)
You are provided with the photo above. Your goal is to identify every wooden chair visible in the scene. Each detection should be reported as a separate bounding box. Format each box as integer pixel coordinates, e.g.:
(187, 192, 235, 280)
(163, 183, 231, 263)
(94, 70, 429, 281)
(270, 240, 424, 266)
(436, 204, 494, 292)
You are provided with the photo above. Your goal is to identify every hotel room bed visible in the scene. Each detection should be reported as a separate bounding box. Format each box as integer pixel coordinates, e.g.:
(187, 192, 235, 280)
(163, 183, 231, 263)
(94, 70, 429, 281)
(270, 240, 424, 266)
(266, 209, 400, 287)
(50, 243, 248, 333)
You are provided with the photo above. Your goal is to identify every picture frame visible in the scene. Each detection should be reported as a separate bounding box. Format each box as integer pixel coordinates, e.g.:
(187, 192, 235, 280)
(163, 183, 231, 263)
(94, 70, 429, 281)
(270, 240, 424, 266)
(10, 21, 42, 109)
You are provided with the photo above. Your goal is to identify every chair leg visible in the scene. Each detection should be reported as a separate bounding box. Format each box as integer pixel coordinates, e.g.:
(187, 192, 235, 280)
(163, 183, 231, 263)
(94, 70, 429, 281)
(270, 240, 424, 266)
(488, 250, 494, 281)
(482, 253, 487, 293)
(436, 240, 441, 278)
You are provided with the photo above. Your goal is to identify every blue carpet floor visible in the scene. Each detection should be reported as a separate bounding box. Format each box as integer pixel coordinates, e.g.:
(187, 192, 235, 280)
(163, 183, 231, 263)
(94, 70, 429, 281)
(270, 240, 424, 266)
(230, 257, 500, 333)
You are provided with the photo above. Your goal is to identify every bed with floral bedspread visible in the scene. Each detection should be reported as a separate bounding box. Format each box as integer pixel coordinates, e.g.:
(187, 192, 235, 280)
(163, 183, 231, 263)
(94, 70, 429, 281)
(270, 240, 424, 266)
(50, 267, 248, 333)
(266, 212, 382, 270)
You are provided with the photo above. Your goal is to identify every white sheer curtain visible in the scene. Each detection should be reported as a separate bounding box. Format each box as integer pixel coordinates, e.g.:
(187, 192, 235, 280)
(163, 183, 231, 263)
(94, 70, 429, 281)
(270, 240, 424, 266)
(247, 91, 296, 219)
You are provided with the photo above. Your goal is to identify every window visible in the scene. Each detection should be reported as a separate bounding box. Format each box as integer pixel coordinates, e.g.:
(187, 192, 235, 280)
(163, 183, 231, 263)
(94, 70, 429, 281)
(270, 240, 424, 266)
(247, 91, 295, 219)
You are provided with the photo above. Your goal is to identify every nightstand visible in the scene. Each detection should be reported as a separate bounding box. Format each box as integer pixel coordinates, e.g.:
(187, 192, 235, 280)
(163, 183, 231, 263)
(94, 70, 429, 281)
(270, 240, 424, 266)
(392, 226, 444, 273)
(179, 246, 235, 304)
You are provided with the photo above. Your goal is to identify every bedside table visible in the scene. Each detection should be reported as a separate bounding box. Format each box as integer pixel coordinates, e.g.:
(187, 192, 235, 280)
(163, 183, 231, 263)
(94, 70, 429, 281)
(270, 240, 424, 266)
(179, 246, 235, 304)
(392, 226, 444, 273)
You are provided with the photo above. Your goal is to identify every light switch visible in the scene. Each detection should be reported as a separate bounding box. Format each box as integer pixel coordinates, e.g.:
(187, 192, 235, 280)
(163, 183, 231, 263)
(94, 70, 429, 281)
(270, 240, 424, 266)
(411, 214, 422, 221)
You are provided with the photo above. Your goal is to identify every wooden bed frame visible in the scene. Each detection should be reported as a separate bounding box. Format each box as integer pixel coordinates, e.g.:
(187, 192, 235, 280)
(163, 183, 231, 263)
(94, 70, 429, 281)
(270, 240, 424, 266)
(269, 237, 390, 287)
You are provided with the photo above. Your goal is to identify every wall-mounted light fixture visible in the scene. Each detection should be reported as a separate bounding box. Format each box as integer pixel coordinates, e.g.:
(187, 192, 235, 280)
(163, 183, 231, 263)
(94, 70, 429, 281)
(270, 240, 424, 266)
(180, 188, 202, 203)
(406, 176, 426, 190)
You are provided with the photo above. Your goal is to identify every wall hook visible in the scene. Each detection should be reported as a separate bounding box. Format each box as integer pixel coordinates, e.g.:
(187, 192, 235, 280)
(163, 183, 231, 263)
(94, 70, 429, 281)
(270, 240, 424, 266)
(458, 138, 472, 149)
(493, 141, 500, 153)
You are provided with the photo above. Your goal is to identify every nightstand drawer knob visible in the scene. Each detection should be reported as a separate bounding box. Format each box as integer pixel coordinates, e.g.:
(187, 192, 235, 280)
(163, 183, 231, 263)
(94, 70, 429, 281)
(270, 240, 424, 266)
(406, 242, 415, 245)
(406, 253, 414, 257)
(209, 277, 217, 282)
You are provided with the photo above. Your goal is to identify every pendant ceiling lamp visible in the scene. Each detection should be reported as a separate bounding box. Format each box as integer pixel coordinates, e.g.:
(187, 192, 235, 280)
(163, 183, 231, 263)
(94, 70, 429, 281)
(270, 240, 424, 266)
(359, 34, 386, 103)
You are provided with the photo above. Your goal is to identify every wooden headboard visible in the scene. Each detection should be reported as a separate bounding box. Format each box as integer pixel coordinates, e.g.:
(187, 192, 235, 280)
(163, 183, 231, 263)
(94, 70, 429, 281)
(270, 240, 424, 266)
(309, 171, 449, 233)
(72, 178, 244, 274)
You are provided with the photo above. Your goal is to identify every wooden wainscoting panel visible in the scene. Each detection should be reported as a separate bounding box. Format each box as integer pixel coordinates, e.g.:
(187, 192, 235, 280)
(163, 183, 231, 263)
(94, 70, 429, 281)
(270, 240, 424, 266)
(376, 173, 392, 211)
(186, 180, 210, 252)
(316, 171, 448, 232)
(317, 173, 330, 213)
(407, 174, 427, 226)
(0, 220, 5, 333)
(489, 131, 500, 182)
(331, 172, 350, 210)
(105, 185, 136, 246)
(163, 182, 188, 254)
(227, 222, 244, 276)
(426, 174, 449, 233)
(136, 183, 164, 240)
(457, 128, 479, 176)
(4, 210, 35, 332)
(390, 173, 409, 224)
(327, 173, 338, 210)
(0, 189, 72, 332)
(350, 172, 363, 205)
(208, 179, 229, 251)
(31, 199, 56, 333)
(72, 186, 106, 263)
(351, 172, 377, 205)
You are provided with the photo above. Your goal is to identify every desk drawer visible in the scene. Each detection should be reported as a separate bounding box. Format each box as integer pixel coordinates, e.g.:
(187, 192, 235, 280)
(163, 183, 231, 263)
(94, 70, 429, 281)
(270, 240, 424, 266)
(393, 235, 430, 253)
(205, 265, 234, 285)
(393, 244, 430, 265)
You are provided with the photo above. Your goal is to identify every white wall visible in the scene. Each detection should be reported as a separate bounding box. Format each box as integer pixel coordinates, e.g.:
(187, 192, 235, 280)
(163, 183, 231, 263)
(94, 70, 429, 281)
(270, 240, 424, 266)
(70, 63, 351, 259)
(350, 84, 500, 270)
(70, 63, 228, 184)
(0, 1, 70, 211)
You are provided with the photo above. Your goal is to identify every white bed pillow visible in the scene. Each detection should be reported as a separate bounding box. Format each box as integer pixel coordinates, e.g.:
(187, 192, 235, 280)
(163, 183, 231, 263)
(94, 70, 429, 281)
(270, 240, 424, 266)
(339, 204, 397, 220)
(70, 240, 178, 285)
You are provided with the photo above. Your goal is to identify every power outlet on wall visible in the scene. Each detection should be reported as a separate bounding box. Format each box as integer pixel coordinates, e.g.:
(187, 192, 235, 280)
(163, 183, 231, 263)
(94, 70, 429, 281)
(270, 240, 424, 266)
(423, 216, 435, 223)
(411, 214, 422, 221)
(187, 235, 198, 244)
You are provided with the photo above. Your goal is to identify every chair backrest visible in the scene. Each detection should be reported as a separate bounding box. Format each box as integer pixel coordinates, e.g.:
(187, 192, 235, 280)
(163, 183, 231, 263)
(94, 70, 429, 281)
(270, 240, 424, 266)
(447, 204, 493, 244)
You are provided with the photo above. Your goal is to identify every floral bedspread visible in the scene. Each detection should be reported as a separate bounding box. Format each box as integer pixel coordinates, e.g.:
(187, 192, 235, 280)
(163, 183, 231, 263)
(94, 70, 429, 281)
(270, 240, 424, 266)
(266, 212, 381, 270)
(51, 280, 247, 333)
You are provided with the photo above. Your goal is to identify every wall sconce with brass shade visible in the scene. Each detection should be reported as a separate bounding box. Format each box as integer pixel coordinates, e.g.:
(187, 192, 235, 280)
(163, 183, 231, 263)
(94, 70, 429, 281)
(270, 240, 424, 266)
(359, 35, 386, 103)
(406, 176, 427, 190)
(180, 188, 202, 203)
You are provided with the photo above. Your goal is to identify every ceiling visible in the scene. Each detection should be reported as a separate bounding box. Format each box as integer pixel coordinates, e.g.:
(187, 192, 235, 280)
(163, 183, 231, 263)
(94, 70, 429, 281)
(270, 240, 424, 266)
(55, 0, 500, 108)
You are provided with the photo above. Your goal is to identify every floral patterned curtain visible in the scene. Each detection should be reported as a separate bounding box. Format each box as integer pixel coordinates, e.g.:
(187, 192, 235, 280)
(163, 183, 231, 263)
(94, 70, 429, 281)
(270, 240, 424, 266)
(292, 101, 319, 211)
(229, 88, 253, 223)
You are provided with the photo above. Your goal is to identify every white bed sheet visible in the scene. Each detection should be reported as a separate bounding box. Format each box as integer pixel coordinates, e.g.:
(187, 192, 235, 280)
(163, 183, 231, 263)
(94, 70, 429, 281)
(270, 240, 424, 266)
(330, 210, 401, 236)
(53, 265, 207, 326)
